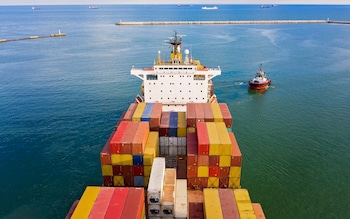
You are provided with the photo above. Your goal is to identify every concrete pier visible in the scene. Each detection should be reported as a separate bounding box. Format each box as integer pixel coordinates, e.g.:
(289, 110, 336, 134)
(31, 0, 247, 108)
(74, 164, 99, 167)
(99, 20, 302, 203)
(116, 20, 350, 26)
(0, 32, 66, 43)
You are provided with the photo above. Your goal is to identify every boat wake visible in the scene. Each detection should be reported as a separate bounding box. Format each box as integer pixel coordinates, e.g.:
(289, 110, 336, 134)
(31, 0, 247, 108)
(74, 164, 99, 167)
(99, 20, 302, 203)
(235, 82, 245, 85)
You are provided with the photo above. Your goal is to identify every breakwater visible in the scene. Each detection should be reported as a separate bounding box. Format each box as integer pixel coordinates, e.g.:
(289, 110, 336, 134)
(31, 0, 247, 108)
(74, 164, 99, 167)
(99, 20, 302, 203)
(0, 32, 66, 43)
(116, 20, 350, 26)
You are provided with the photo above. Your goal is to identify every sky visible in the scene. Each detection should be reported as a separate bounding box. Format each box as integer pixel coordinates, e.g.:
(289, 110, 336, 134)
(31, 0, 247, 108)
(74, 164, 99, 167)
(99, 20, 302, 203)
(0, 0, 349, 6)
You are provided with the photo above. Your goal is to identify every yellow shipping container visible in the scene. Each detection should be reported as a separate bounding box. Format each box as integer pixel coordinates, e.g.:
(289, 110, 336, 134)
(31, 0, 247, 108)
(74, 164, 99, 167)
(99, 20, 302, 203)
(177, 112, 187, 137)
(203, 189, 223, 219)
(197, 166, 209, 177)
(187, 127, 196, 133)
(113, 176, 124, 186)
(146, 131, 159, 156)
(144, 165, 152, 177)
(121, 154, 133, 165)
(240, 212, 257, 219)
(143, 147, 156, 166)
(229, 166, 242, 177)
(101, 165, 113, 176)
(216, 122, 232, 155)
(211, 103, 223, 122)
(229, 177, 241, 189)
(111, 154, 123, 165)
(234, 189, 252, 203)
(71, 186, 101, 219)
(144, 176, 150, 187)
(206, 122, 220, 155)
(132, 102, 146, 122)
(219, 155, 231, 167)
(207, 177, 219, 188)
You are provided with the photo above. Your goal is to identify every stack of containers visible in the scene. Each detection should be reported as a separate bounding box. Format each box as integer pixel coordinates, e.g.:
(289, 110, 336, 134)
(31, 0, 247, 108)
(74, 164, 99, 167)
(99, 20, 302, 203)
(233, 189, 265, 219)
(70, 186, 145, 219)
(147, 158, 188, 218)
(143, 131, 159, 187)
(202, 188, 266, 219)
(187, 121, 242, 189)
(100, 120, 149, 187)
(187, 190, 204, 219)
(159, 111, 187, 169)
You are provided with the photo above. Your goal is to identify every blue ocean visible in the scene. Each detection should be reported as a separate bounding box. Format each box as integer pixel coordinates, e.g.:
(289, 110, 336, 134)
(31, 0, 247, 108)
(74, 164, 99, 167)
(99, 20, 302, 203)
(1, 4, 350, 219)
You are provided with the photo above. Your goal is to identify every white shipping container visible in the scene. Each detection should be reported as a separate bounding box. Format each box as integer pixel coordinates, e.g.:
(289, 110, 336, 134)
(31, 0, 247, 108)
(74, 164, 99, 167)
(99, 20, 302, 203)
(178, 137, 187, 147)
(160, 136, 169, 147)
(169, 137, 178, 146)
(169, 144, 177, 156)
(148, 204, 161, 216)
(148, 158, 166, 204)
(175, 179, 188, 219)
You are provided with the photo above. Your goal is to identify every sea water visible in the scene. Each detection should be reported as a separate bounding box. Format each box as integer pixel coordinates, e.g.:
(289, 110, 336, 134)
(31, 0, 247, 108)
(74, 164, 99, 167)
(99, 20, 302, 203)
(0, 4, 349, 219)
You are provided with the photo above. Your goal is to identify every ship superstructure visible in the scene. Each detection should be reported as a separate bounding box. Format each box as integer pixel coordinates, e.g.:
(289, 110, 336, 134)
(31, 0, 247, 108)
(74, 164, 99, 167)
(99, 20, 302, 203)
(131, 31, 221, 111)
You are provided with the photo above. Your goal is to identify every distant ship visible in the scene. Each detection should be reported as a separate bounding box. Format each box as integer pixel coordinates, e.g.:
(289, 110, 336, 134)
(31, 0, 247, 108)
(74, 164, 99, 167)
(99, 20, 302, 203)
(88, 6, 99, 9)
(202, 6, 218, 10)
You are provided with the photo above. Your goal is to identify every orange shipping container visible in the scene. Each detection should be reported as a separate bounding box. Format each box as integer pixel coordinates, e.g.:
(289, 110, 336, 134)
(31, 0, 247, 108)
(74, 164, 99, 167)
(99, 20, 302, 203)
(121, 122, 139, 154)
(123, 103, 138, 121)
(150, 103, 162, 131)
(197, 122, 209, 155)
(253, 203, 266, 219)
(195, 103, 205, 122)
(132, 122, 150, 154)
(218, 103, 233, 128)
(228, 132, 242, 166)
(100, 131, 114, 165)
(203, 103, 214, 122)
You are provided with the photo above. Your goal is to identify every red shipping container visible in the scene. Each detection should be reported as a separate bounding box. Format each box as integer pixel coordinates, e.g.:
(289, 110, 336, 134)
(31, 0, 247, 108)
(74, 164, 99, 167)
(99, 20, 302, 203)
(187, 177, 199, 189)
(100, 132, 114, 165)
(177, 156, 187, 179)
(88, 187, 115, 219)
(218, 103, 233, 128)
(209, 166, 219, 177)
(133, 165, 144, 176)
(121, 122, 139, 154)
(219, 167, 230, 177)
(121, 188, 145, 219)
(132, 122, 150, 154)
(124, 176, 134, 187)
(196, 122, 209, 155)
(209, 155, 219, 166)
(203, 103, 214, 122)
(159, 112, 170, 136)
(219, 177, 229, 188)
(187, 132, 198, 166)
(103, 176, 114, 187)
(122, 165, 134, 176)
(112, 165, 123, 176)
(218, 189, 239, 218)
(186, 103, 196, 128)
(195, 103, 205, 122)
(197, 155, 209, 166)
(150, 103, 162, 131)
(105, 188, 129, 219)
(188, 202, 204, 219)
(123, 103, 138, 121)
(197, 177, 208, 189)
(110, 121, 130, 154)
(228, 132, 242, 166)
(187, 165, 197, 177)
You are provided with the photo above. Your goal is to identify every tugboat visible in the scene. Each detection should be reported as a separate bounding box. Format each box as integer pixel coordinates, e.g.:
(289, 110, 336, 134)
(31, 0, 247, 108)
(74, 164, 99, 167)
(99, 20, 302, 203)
(249, 64, 271, 90)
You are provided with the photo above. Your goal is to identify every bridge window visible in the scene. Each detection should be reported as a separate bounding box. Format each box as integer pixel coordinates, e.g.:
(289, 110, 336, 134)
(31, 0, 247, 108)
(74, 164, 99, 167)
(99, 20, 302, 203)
(194, 74, 205, 80)
(147, 74, 158, 80)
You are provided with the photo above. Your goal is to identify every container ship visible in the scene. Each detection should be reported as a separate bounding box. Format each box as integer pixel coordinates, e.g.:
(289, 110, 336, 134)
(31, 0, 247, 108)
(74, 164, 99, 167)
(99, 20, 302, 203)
(66, 31, 266, 219)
